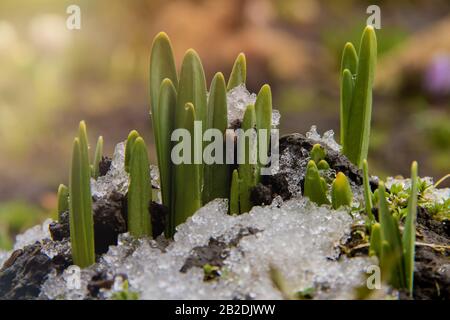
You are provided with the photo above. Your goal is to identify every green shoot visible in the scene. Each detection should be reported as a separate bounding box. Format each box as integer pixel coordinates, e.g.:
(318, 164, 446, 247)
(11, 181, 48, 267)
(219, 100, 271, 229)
(362, 159, 374, 223)
(57, 183, 69, 220)
(173, 103, 202, 227)
(238, 104, 258, 213)
(203, 72, 229, 203)
(91, 136, 103, 179)
(317, 160, 330, 170)
(125, 130, 140, 173)
(310, 144, 326, 164)
(127, 137, 152, 237)
(402, 161, 418, 296)
(342, 26, 377, 168)
(369, 222, 381, 257)
(227, 53, 246, 91)
(303, 160, 330, 206)
(69, 121, 95, 268)
(230, 169, 240, 215)
(331, 172, 353, 209)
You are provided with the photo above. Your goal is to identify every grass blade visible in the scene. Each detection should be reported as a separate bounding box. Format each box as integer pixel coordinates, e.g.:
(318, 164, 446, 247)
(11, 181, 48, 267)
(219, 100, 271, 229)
(255, 84, 272, 156)
(369, 222, 381, 257)
(403, 161, 418, 295)
(227, 53, 246, 91)
(127, 137, 152, 237)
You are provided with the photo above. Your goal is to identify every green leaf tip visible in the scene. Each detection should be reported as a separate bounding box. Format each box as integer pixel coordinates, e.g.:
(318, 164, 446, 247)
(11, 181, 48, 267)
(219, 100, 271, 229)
(317, 159, 330, 170)
(125, 130, 140, 173)
(304, 160, 330, 206)
(227, 52, 247, 91)
(310, 144, 326, 163)
(91, 136, 103, 179)
(127, 136, 152, 238)
(57, 183, 69, 220)
(331, 172, 353, 209)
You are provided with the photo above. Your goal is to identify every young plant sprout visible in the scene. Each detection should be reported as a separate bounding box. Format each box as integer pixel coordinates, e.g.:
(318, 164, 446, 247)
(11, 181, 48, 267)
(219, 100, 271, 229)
(90, 136, 103, 180)
(56, 183, 69, 221)
(331, 172, 353, 209)
(127, 136, 152, 237)
(341, 26, 377, 168)
(303, 160, 330, 206)
(69, 121, 95, 268)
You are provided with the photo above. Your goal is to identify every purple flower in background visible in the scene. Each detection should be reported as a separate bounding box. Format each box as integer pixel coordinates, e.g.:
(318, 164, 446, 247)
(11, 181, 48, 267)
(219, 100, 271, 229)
(424, 54, 450, 96)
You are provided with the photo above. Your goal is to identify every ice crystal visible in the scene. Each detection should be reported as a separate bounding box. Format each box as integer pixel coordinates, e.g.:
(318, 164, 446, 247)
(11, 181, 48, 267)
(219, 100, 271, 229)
(13, 218, 52, 250)
(306, 125, 341, 152)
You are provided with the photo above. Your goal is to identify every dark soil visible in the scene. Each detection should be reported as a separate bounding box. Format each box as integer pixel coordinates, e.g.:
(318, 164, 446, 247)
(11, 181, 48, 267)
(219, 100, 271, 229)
(0, 240, 72, 300)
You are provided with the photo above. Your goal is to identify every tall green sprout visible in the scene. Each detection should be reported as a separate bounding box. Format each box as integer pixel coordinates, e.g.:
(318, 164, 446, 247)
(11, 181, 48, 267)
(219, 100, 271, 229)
(341, 26, 377, 168)
(69, 121, 95, 268)
(127, 137, 152, 237)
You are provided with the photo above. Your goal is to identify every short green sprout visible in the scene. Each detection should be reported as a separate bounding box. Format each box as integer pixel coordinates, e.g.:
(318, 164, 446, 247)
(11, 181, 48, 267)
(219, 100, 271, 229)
(127, 136, 152, 238)
(57, 184, 69, 220)
(310, 144, 326, 164)
(91, 136, 103, 179)
(303, 160, 330, 206)
(125, 130, 140, 173)
(331, 172, 353, 209)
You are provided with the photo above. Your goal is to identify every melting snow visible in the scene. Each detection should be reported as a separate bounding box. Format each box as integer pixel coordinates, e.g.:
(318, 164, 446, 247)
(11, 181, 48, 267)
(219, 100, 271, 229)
(306, 125, 341, 152)
(40, 199, 376, 300)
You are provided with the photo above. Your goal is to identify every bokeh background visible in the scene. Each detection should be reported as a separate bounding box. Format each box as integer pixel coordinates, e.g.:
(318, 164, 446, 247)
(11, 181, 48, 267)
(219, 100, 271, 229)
(0, 0, 449, 249)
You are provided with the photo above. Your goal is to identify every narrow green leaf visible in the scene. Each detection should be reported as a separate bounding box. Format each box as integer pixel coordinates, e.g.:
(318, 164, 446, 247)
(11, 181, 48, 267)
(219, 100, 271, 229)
(128, 137, 152, 237)
(341, 42, 358, 76)
(230, 169, 240, 215)
(343, 26, 377, 167)
(227, 53, 246, 91)
(310, 144, 326, 164)
(91, 136, 103, 179)
(255, 84, 272, 154)
(69, 137, 95, 268)
(363, 159, 374, 223)
(155, 79, 176, 208)
(340, 69, 354, 146)
(125, 130, 140, 173)
(403, 161, 418, 295)
(173, 103, 202, 227)
(378, 181, 405, 289)
(57, 184, 69, 220)
(369, 222, 381, 257)
(238, 104, 258, 213)
(203, 72, 229, 203)
(331, 172, 353, 209)
(150, 32, 178, 114)
(304, 160, 330, 206)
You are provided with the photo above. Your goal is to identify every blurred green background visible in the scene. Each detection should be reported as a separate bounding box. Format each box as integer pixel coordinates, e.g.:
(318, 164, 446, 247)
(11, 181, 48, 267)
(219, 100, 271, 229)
(0, 0, 449, 249)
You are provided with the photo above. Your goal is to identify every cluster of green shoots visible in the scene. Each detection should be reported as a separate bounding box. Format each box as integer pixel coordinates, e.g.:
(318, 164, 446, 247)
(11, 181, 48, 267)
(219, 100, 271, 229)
(149, 33, 272, 236)
(57, 24, 423, 299)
